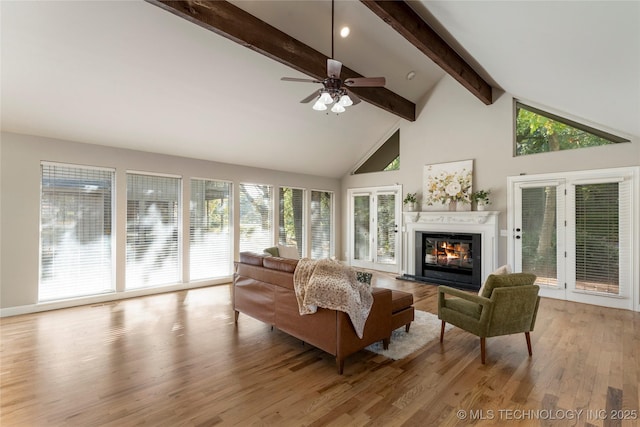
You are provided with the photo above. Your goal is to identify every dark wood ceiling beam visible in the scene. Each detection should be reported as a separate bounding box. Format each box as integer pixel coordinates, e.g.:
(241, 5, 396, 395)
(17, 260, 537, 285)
(360, 0, 493, 105)
(145, 0, 416, 121)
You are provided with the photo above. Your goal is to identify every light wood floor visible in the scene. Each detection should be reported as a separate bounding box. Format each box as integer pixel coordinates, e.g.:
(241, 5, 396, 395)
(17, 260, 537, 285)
(1, 274, 639, 426)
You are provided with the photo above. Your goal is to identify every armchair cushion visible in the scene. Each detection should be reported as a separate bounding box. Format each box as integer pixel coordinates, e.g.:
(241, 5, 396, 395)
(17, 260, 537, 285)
(480, 273, 537, 299)
(478, 264, 511, 296)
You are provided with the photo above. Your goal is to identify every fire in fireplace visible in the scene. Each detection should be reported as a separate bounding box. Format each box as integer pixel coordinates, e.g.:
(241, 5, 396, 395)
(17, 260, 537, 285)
(414, 232, 482, 290)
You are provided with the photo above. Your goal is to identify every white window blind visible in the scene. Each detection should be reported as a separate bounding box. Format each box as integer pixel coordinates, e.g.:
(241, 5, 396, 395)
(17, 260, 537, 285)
(574, 182, 622, 295)
(39, 163, 115, 301)
(279, 187, 305, 257)
(239, 183, 273, 253)
(126, 173, 181, 289)
(190, 179, 232, 280)
(521, 186, 559, 287)
(310, 190, 334, 259)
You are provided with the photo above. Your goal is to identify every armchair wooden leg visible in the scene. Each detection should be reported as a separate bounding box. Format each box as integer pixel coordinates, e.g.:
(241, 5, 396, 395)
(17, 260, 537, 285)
(480, 337, 486, 364)
(440, 320, 446, 343)
(336, 357, 344, 375)
(525, 332, 532, 356)
(405, 323, 411, 333)
(234, 310, 239, 323)
(383, 337, 390, 350)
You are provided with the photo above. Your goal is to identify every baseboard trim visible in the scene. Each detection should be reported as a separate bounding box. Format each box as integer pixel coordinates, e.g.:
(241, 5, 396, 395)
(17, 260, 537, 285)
(0, 277, 232, 317)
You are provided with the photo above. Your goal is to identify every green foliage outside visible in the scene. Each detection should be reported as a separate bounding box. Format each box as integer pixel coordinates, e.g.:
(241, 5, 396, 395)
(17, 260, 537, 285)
(383, 156, 399, 171)
(516, 105, 615, 156)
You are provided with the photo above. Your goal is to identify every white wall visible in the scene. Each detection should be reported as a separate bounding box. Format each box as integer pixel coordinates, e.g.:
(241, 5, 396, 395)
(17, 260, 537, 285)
(0, 132, 341, 312)
(341, 75, 640, 266)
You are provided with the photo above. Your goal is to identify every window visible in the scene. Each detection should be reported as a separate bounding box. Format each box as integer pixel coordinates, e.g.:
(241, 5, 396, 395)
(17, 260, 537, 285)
(39, 163, 114, 301)
(239, 183, 273, 253)
(310, 190, 334, 259)
(126, 173, 181, 289)
(278, 187, 305, 257)
(354, 129, 400, 174)
(515, 101, 628, 156)
(574, 182, 621, 294)
(190, 179, 232, 280)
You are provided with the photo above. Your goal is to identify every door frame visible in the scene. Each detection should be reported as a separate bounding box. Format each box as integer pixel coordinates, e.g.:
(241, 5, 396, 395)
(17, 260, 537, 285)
(508, 167, 640, 311)
(347, 185, 402, 273)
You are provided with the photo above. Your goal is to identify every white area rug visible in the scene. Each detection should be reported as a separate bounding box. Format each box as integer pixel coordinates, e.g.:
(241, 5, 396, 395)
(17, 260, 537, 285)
(366, 310, 452, 360)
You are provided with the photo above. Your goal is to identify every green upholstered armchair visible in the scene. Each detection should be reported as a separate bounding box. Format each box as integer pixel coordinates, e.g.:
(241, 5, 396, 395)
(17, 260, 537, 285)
(438, 273, 540, 364)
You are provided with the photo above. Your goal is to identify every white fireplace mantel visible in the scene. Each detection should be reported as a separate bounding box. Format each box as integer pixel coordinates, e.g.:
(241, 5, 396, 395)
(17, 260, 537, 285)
(402, 211, 500, 283)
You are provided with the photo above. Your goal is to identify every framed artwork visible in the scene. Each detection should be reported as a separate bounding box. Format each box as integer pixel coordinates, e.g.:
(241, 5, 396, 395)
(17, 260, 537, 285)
(422, 160, 473, 211)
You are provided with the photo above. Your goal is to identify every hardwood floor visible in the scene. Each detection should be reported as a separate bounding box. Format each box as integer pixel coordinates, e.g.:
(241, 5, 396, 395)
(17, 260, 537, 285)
(1, 274, 639, 426)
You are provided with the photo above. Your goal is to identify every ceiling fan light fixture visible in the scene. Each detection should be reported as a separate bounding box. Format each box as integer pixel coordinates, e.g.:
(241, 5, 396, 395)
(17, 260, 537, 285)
(312, 99, 328, 111)
(319, 91, 334, 104)
(331, 103, 346, 113)
(339, 94, 353, 107)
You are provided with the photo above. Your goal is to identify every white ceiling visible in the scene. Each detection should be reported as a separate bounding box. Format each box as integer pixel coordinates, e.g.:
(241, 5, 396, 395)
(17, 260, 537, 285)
(2, 1, 638, 178)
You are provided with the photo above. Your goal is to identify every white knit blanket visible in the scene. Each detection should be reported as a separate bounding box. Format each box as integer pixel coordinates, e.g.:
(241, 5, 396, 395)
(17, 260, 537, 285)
(293, 258, 373, 339)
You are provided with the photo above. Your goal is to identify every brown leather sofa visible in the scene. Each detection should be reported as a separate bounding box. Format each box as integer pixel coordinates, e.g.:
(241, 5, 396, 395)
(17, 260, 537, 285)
(233, 252, 414, 374)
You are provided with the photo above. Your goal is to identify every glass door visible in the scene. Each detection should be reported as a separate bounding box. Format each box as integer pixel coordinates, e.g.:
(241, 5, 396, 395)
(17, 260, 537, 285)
(509, 169, 637, 310)
(512, 180, 567, 299)
(349, 186, 401, 273)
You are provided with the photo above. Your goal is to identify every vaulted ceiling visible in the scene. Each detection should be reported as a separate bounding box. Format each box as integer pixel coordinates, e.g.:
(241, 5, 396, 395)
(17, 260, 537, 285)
(2, 1, 638, 178)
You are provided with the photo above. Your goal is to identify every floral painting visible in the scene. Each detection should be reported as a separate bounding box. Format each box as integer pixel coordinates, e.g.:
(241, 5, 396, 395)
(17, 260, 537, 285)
(423, 160, 473, 211)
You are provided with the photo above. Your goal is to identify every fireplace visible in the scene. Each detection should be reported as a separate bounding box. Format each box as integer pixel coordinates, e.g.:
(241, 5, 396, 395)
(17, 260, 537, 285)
(415, 232, 481, 290)
(402, 211, 499, 290)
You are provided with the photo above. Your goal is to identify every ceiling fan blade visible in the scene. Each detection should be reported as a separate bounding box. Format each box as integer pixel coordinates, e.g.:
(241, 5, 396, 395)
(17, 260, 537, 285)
(300, 91, 320, 104)
(281, 77, 323, 83)
(346, 89, 362, 105)
(344, 77, 386, 87)
(327, 59, 342, 78)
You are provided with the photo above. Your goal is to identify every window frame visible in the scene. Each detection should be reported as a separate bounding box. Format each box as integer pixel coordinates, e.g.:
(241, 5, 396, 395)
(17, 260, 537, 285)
(39, 161, 116, 302)
(125, 171, 183, 290)
(513, 100, 630, 157)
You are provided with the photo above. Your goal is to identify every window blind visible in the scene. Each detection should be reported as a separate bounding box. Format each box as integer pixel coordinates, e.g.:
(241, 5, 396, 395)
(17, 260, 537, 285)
(279, 187, 305, 257)
(521, 186, 559, 286)
(574, 182, 620, 294)
(239, 183, 273, 253)
(376, 194, 396, 264)
(126, 173, 181, 289)
(310, 191, 333, 259)
(190, 179, 232, 280)
(39, 163, 115, 301)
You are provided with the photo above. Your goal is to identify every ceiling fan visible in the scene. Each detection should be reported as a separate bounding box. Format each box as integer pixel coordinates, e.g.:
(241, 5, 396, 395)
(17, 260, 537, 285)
(280, 0, 386, 113)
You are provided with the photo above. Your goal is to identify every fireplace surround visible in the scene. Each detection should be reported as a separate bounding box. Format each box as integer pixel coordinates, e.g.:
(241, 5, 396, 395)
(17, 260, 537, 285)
(402, 211, 499, 289)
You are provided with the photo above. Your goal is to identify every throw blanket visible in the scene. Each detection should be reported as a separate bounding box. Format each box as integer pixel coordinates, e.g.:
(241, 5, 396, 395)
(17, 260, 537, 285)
(293, 258, 373, 339)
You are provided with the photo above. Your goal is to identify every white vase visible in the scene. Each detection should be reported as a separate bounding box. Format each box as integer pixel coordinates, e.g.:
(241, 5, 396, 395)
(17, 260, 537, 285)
(477, 202, 486, 211)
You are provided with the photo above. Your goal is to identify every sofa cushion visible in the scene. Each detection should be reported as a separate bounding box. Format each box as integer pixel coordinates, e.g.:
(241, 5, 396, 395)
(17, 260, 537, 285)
(277, 244, 300, 260)
(263, 256, 298, 273)
(239, 252, 264, 266)
(356, 271, 372, 286)
(263, 246, 279, 257)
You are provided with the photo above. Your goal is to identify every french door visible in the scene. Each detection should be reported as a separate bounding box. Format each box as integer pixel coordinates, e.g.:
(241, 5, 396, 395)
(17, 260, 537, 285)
(509, 168, 638, 310)
(349, 186, 401, 273)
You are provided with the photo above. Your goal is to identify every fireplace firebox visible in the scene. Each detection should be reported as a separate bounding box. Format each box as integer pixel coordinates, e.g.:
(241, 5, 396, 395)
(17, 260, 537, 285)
(414, 231, 481, 290)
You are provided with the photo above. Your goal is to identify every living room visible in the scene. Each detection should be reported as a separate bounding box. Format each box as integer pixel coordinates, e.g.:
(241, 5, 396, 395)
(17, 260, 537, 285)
(2, 1, 639, 425)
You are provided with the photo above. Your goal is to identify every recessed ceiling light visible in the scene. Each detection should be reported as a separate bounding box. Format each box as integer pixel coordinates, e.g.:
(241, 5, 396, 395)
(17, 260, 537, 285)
(340, 26, 350, 38)
(406, 71, 416, 80)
